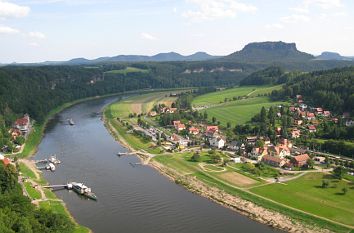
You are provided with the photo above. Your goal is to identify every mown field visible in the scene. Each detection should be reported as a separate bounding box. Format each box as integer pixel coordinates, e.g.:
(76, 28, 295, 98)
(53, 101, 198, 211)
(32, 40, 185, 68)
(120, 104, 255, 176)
(109, 91, 179, 118)
(251, 173, 354, 226)
(192, 85, 286, 127)
(206, 97, 286, 126)
(192, 85, 282, 106)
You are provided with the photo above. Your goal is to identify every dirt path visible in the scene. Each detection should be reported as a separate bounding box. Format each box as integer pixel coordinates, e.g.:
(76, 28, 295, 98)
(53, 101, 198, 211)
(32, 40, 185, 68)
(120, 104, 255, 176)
(19, 159, 41, 180)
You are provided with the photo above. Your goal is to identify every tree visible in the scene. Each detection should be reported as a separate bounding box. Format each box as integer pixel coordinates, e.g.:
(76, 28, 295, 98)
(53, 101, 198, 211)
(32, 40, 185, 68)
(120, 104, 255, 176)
(203, 111, 208, 120)
(227, 122, 231, 129)
(210, 154, 221, 164)
(212, 116, 216, 124)
(307, 158, 314, 169)
(191, 152, 201, 162)
(321, 180, 329, 188)
(333, 166, 345, 180)
(260, 107, 267, 123)
(342, 186, 348, 195)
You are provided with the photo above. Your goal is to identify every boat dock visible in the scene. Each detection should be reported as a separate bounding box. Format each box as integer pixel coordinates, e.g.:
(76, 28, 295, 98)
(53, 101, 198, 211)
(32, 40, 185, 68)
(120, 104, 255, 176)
(43, 182, 97, 200)
(117, 152, 136, 156)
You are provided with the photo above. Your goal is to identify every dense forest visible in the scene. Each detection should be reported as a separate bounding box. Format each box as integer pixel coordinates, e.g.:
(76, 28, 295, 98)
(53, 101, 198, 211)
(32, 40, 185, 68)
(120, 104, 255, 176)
(0, 163, 74, 232)
(239, 66, 301, 86)
(271, 66, 354, 114)
(0, 62, 251, 124)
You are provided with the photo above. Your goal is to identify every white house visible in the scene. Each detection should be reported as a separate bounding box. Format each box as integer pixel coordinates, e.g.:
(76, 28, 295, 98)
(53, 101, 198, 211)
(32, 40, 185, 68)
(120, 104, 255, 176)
(209, 136, 225, 149)
(231, 157, 242, 163)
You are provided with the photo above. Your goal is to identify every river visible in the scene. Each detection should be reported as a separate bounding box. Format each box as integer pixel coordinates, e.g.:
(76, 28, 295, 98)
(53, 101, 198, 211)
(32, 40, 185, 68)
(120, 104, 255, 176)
(33, 97, 280, 233)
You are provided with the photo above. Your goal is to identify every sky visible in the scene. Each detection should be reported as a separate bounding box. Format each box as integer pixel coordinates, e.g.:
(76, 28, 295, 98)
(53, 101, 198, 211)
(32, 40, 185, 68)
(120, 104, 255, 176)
(0, 0, 353, 63)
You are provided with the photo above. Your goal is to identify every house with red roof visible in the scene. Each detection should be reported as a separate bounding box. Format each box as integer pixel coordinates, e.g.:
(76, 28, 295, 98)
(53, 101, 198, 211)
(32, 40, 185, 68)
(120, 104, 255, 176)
(323, 111, 331, 117)
(0, 153, 10, 166)
(188, 127, 200, 135)
(14, 114, 30, 134)
(205, 125, 219, 137)
(291, 128, 301, 138)
(306, 112, 316, 120)
(292, 154, 310, 167)
(308, 125, 317, 133)
(262, 155, 285, 167)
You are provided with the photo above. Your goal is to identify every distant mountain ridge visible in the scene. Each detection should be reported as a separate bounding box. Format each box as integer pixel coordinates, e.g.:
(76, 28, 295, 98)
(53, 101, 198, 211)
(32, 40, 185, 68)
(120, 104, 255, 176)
(63, 51, 219, 65)
(315, 52, 354, 61)
(222, 41, 314, 63)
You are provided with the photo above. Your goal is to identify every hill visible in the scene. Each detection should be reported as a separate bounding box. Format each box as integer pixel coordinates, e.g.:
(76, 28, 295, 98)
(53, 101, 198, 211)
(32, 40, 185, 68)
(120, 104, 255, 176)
(315, 52, 354, 61)
(223, 41, 314, 63)
(62, 52, 218, 65)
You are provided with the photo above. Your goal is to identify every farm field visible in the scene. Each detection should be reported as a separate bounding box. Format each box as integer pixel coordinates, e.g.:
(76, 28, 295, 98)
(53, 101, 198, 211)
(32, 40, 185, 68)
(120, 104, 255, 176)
(104, 66, 149, 75)
(108, 91, 180, 118)
(251, 173, 354, 226)
(192, 85, 286, 126)
(153, 152, 262, 188)
(192, 85, 282, 107)
(206, 97, 287, 126)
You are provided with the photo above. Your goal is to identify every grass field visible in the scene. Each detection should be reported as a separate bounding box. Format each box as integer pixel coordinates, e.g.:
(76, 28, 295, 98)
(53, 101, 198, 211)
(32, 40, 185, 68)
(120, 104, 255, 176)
(192, 85, 286, 126)
(192, 85, 282, 106)
(206, 97, 286, 126)
(24, 182, 41, 199)
(251, 173, 354, 226)
(109, 91, 179, 118)
(104, 67, 149, 75)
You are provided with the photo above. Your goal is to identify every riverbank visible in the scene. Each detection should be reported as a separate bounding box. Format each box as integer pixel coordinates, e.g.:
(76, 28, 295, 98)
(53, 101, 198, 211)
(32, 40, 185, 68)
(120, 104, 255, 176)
(103, 95, 353, 233)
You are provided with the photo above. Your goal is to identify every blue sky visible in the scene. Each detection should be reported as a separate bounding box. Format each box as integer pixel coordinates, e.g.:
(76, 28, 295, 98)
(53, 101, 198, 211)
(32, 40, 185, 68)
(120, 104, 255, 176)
(0, 0, 353, 63)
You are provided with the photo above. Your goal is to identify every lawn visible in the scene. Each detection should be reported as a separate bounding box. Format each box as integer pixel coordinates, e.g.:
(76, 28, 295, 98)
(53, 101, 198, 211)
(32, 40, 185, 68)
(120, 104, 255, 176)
(19, 162, 36, 179)
(205, 97, 286, 126)
(192, 85, 282, 106)
(24, 182, 41, 200)
(251, 173, 354, 226)
(104, 67, 149, 75)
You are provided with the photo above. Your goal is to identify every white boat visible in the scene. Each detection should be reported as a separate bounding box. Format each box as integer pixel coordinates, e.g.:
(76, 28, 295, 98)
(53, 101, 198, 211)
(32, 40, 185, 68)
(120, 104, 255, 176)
(46, 163, 56, 171)
(68, 119, 75, 125)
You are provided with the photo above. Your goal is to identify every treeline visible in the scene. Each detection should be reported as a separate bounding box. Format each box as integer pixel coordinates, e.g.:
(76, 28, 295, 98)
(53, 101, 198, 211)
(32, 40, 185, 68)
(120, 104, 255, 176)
(0, 62, 250, 124)
(240, 66, 301, 86)
(271, 66, 354, 114)
(0, 163, 74, 232)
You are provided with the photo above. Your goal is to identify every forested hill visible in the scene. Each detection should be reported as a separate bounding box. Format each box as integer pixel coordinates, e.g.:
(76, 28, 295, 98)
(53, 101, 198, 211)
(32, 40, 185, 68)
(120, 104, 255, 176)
(0, 62, 252, 124)
(240, 66, 299, 85)
(271, 66, 354, 114)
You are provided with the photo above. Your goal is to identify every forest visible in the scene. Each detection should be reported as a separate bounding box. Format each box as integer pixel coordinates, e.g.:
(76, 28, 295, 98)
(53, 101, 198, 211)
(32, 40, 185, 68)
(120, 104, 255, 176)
(270, 66, 354, 114)
(0, 62, 252, 125)
(0, 163, 74, 233)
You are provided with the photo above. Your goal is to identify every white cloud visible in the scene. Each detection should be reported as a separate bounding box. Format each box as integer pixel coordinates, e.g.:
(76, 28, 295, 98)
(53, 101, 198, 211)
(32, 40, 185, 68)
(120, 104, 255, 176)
(0, 1, 30, 18)
(281, 14, 310, 23)
(304, 0, 343, 9)
(183, 0, 257, 21)
(29, 42, 39, 47)
(28, 31, 46, 39)
(0, 25, 20, 34)
(265, 23, 284, 29)
(141, 32, 157, 41)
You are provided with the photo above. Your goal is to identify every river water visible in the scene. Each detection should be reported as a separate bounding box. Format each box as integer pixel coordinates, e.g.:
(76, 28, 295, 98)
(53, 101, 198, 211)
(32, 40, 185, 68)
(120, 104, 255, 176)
(34, 97, 279, 233)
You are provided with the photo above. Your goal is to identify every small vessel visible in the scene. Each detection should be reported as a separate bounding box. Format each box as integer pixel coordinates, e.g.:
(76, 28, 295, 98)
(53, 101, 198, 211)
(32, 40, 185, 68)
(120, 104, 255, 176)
(69, 182, 97, 200)
(46, 163, 56, 171)
(48, 155, 61, 164)
(68, 118, 75, 125)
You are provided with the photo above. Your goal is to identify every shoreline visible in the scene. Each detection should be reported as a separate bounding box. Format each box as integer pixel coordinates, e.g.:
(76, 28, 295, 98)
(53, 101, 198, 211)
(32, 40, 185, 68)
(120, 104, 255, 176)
(103, 104, 339, 233)
(14, 87, 194, 233)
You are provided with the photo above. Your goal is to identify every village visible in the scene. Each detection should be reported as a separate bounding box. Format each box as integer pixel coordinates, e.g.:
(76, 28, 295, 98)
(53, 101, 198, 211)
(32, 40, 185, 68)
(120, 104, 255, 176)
(116, 92, 354, 176)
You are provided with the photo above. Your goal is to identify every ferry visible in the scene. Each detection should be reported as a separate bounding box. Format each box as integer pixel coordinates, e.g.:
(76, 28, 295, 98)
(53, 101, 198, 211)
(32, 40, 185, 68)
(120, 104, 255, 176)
(68, 182, 97, 200)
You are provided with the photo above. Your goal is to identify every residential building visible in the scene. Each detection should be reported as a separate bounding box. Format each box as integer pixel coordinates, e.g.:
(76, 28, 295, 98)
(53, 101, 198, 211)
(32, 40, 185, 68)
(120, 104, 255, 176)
(249, 147, 268, 161)
(262, 155, 285, 167)
(308, 125, 317, 133)
(291, 128, 301, 138)
(188, 127, 200, 135)
(292, 154, 310, 167)
(14, 114, 30, 134)
(209, 136, 225, 149)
